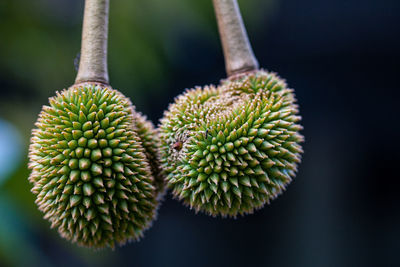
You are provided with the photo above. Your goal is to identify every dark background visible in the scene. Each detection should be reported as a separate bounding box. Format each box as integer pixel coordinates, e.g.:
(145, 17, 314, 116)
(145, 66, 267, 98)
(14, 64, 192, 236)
(0, 0, 399, 266)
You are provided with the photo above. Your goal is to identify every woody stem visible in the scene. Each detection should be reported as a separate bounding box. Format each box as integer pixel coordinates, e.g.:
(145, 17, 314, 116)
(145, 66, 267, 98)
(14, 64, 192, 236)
(75, 0, 110, 85)
(212, 0, 259, 77)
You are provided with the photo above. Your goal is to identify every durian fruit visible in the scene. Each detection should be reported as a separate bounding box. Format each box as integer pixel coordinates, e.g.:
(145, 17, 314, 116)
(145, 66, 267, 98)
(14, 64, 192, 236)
(159, 0, 304, 217)
(159, 71, 303, 217)
(28, 0, 163, 248)
(29, 83, 158, 247)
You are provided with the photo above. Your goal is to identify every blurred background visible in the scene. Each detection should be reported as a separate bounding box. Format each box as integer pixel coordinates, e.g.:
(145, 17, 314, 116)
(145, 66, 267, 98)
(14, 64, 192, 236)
(0, 0, 399, 266)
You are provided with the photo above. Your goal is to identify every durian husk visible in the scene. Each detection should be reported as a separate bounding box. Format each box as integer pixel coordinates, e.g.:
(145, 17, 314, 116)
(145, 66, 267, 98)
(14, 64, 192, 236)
(159, 70, 304, 217)
(28, 83, 162, 248)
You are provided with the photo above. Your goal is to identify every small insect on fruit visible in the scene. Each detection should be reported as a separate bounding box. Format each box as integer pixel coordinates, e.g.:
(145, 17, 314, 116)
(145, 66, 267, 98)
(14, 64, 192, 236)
(172, 141, 183, 151)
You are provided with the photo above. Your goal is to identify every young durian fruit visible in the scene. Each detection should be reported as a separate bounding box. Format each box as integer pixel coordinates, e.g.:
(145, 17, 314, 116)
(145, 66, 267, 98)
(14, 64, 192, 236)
(159, 0, 304, 217)
(28, 0, 162, 248)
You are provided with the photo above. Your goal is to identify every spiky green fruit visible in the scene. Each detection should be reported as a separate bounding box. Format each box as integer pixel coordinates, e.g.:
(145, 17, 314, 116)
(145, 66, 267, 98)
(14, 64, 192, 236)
(28, 83, 160, 248)
(159, 71, 304, 217)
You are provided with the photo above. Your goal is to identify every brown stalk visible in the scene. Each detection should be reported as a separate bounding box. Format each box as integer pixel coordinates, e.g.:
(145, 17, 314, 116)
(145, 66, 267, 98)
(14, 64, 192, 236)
(212, 0, 259, 77)
(75, 0, 110, 85)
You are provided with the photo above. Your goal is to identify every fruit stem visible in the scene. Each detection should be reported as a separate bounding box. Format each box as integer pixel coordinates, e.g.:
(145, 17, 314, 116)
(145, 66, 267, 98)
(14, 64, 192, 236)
(75, 0, 110, 85)
(213, 0, 259, 77)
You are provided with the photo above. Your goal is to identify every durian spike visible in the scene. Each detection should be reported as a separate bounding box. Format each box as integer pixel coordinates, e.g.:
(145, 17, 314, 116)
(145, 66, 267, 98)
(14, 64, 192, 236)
(213, 0, 259, 77)
(75, 0, 109, 85)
